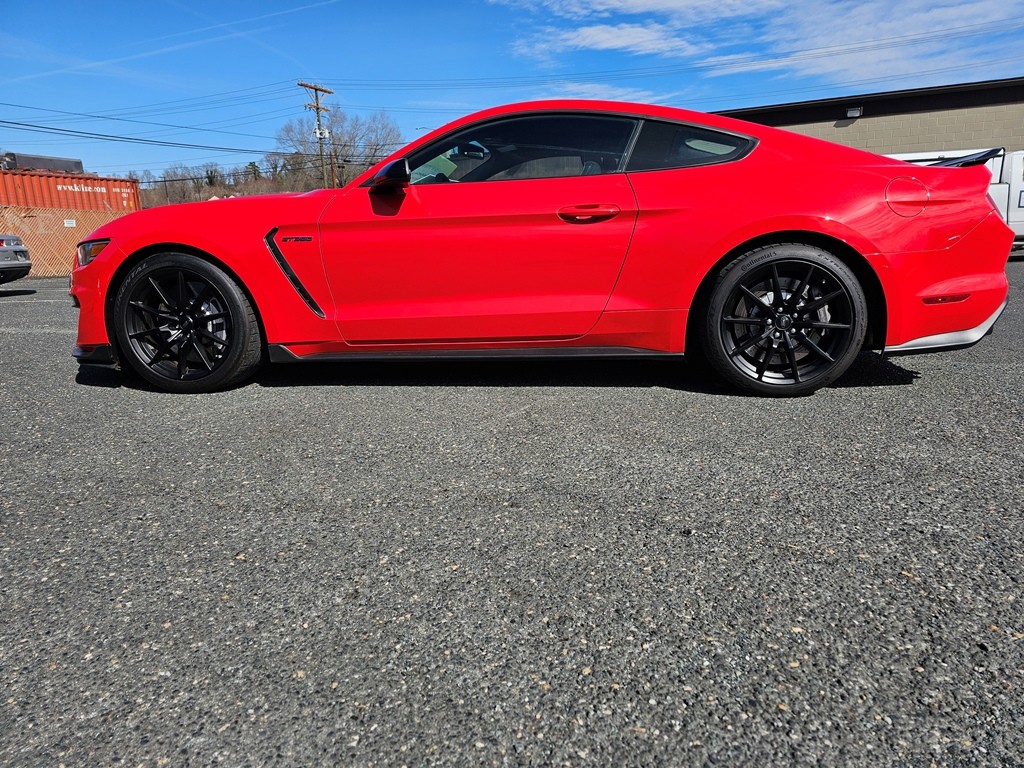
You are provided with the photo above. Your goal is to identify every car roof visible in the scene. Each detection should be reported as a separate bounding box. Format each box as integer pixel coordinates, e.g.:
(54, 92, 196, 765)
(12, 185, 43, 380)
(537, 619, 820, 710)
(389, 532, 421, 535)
(348, 99, 901, 189)
(423, 99, 763, 142)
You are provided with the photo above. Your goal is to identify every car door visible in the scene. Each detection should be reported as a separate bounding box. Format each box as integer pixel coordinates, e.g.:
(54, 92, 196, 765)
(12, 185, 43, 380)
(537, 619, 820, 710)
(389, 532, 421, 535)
(318, 113, 640, 343)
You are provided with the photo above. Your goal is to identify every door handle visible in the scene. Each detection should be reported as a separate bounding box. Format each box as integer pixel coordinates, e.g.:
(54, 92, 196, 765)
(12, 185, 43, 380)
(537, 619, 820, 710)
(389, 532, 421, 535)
(557, 204, 621, 224)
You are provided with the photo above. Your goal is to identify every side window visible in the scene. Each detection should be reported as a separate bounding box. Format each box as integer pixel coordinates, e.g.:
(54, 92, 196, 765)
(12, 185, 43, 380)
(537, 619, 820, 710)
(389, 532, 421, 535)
(408, 114, 638, 184)
(626, 120, 754, 172)
(410, 141, 491, 184)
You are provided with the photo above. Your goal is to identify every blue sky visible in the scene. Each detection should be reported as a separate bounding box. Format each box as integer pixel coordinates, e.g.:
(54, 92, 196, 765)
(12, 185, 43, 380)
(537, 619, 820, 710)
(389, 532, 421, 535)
(2, 0, 1023, 179)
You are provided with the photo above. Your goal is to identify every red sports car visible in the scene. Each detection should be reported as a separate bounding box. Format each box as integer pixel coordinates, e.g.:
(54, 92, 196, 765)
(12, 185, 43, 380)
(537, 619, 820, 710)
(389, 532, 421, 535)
(70, 100, 1012, 396)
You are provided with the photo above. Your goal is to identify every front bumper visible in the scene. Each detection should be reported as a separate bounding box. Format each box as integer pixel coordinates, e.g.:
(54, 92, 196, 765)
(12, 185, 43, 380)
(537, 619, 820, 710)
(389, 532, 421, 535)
(70, 258, 113, 348)
(73, 344, 117, 366)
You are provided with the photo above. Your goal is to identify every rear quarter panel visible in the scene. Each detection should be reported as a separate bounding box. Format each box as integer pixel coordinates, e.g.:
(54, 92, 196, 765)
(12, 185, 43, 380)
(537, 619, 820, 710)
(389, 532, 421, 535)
(614, 142, 897, 313)
(615, 133, 1009, 349)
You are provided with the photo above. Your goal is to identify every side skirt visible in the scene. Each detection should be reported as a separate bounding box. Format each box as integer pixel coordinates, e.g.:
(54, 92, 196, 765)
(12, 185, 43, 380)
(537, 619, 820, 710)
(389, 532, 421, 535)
(268, 344, 684, 364)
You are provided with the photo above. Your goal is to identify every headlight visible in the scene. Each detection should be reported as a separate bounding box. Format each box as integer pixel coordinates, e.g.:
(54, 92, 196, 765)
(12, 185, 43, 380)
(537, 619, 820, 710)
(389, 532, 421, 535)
(77, 239, 110, 266)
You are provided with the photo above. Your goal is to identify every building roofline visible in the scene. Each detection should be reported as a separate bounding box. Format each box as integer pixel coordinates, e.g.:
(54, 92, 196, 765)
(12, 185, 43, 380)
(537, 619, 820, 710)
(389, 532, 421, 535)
(717, 77, 1024, 126)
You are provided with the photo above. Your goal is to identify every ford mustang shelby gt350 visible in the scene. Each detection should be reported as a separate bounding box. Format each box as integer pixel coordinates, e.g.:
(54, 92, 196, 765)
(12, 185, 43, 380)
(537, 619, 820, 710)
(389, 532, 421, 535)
(70, 100, 1012, 396)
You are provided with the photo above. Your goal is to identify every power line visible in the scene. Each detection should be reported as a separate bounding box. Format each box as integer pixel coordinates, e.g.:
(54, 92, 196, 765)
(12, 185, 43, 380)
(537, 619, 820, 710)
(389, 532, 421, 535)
(0, 101, 290, 142)
(0, 118, 404, 157)
(78, 81, 299, 120)
(0, 119, 273, 154)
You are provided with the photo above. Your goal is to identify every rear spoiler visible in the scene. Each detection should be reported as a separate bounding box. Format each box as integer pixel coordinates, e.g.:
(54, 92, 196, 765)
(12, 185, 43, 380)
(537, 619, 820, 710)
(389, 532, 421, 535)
(929, 148, 1003, 167)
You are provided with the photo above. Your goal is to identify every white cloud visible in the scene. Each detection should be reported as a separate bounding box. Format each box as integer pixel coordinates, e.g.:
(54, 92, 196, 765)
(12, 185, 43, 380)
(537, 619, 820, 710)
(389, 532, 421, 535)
(499, 0, 783, 23)
(755, 0, 1022, 82)
(538, 81, 676, 102)
(497, 0, 1024, 89)
(522, 22, 706, 58)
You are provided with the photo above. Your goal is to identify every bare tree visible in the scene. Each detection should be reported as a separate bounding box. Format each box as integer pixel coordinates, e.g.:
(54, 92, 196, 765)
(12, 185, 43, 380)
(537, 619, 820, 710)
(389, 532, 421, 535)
(159, 163, 200, 204)
(274, 104, 402, 189)
(263, 154, 288, 183)
(130, 105, 402, 207)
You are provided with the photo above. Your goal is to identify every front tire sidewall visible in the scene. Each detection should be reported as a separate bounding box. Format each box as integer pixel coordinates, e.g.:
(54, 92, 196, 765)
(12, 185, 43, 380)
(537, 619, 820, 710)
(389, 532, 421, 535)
(113, 253, 260, 393)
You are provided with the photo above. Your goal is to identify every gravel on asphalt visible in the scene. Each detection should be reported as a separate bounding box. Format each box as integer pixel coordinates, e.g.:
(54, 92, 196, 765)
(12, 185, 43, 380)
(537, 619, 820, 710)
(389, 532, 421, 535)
(1, 267, 1022, 766)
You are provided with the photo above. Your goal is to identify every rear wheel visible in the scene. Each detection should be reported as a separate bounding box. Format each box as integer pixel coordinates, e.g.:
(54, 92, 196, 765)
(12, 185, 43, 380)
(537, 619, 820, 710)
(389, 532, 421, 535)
(113, 253, 261, 393)
(702, 244, 867, 396)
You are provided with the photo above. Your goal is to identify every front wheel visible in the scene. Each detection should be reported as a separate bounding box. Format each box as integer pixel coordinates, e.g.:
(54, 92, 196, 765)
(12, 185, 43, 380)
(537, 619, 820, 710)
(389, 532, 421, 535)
(701, 244, 868, 396)
(113, 253, 262, 393)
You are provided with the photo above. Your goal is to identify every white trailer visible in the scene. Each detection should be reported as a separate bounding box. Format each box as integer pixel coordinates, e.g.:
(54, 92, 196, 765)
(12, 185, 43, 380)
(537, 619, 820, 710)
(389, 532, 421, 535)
(888, 148, 1024, 251)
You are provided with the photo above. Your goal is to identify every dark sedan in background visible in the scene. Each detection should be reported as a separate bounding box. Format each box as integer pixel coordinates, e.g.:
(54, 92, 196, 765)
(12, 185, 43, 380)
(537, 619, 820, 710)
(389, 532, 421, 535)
(0, 234, 31, 284)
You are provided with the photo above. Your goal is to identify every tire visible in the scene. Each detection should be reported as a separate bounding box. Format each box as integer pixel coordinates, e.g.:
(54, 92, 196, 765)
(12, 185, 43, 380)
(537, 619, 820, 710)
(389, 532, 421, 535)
(701, 244, 867, 397)
(113, 253, 262, 393)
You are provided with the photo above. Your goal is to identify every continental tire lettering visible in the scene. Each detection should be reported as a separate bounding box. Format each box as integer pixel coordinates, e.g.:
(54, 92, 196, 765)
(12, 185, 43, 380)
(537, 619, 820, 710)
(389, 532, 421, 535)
(739, 250, 779, 271)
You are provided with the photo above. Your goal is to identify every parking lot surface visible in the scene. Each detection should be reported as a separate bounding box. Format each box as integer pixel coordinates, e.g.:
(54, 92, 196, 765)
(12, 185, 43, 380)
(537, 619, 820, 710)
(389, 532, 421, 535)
(2, 268, 1023, 766)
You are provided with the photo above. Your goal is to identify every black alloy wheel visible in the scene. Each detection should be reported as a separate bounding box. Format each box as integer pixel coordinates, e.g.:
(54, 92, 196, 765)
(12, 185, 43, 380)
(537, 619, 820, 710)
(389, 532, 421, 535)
(113, 253, 261, 393)
(702, 244, 867, 396)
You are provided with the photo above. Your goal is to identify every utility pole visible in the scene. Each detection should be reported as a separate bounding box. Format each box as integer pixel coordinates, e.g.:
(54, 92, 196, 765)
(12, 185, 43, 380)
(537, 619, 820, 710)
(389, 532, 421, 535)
(298, 81, 334, 188)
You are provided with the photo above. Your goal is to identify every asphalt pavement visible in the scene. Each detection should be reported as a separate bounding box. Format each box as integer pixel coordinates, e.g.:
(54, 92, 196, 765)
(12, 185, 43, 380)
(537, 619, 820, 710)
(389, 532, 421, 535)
(1, 266, 1022, 766)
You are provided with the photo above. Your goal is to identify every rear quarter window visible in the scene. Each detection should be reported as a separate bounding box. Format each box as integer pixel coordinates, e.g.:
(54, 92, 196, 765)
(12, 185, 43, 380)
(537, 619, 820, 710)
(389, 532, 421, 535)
(626, 120, 755, 172)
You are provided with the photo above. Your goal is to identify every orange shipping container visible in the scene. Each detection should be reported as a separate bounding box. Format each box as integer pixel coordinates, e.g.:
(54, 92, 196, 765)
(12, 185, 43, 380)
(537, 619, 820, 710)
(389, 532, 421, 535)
(0, 170, 140, 212)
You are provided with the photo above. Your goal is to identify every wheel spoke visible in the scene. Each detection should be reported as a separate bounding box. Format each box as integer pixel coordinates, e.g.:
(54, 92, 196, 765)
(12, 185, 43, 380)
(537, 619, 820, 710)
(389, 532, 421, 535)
(800, 288, 845, 316)
(197, 311, 230, 323)
(729, 327, 774, 358)
(739, 284, 773, 312)
(129, 326, 166, 342)
(189, 337, 215, 371)
(801, 321, 852, 330)
(186, 283, 215, 314)
(145, 335, 177, 367)
(195, 326, 230, 349)
(793, 331, 835, 363)
(786, 265, 816, 311)
(755, 341, 775, 380)
(782, 333, 801, 383)
(176, 340, 189, 378)
(770, 264, 784, 306)
(176, 270, 190, 312)
(129, 300, 177, 324)
(147, 276, 175, 310)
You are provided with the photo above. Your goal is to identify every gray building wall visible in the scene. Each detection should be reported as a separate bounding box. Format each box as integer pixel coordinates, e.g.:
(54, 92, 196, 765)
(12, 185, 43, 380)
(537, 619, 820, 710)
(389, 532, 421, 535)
(777, 102, 1024, 154)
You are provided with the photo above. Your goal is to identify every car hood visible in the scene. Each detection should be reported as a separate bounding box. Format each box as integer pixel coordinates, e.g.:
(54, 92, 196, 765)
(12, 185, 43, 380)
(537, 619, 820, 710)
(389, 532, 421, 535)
(82, 189, 338, 254)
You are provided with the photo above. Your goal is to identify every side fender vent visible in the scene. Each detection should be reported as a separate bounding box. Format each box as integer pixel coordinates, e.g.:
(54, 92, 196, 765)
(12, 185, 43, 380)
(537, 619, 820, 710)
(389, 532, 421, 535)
(264, 227, 326, 318)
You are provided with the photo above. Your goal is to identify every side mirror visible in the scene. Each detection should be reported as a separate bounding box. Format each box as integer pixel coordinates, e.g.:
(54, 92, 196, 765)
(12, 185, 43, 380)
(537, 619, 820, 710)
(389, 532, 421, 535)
(369, 158, 411, 192)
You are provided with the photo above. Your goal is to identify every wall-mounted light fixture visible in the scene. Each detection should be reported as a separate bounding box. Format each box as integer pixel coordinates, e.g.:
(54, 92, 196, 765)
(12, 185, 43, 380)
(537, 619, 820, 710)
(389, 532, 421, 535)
(846, 106, 863, 118)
